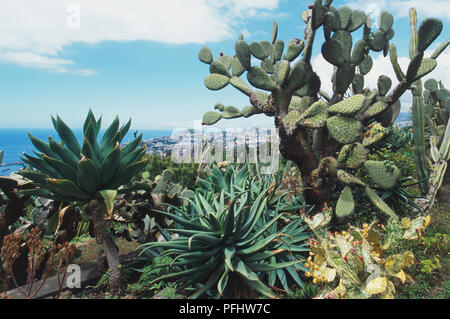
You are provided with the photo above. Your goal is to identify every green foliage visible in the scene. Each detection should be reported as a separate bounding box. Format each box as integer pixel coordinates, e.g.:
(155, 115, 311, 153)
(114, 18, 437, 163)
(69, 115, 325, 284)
(420, 257, 441, 274)
(18, 110, 148, 203)
(139, 164, 311, 299)
(284, 282, 319, 299)
(144, 154, 199, 190)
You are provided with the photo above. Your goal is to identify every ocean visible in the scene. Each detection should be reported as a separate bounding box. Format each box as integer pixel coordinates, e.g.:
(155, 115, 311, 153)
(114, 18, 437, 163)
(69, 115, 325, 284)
(0, 128, 172, 176)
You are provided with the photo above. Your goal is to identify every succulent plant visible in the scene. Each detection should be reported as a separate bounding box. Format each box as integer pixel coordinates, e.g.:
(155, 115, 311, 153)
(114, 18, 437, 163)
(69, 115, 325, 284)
(17, 110, 148, 293)
(140, 164, 311, 298)
(19, 110, 147, 203)
(198, 1, 448, 219)
(301, 210, 430, 299)
(405, 9, 450, 212)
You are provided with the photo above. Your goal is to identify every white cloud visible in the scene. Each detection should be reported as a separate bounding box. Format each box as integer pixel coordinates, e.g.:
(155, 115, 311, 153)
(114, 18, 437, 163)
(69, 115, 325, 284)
(345, 0, 450, 20)
(0, 0, 281, 73)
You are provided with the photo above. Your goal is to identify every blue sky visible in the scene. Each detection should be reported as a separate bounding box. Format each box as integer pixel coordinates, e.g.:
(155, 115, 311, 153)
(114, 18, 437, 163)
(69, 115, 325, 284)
(0, 0, 448, 130)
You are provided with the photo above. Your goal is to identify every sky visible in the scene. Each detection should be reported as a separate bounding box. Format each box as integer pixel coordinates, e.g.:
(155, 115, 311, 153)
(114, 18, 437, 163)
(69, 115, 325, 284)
(0, 0, 448, 130)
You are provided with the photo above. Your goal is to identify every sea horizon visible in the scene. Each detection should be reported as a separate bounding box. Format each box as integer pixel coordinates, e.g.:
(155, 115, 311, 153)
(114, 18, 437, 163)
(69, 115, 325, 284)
(0, 128, 173, 175)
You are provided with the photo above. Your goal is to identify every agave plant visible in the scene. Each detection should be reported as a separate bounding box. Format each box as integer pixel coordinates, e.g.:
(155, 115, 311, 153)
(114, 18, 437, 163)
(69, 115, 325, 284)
(140, 165, 310, 298)
(197, 161, 295, 208)
(17, 110, 148, 292)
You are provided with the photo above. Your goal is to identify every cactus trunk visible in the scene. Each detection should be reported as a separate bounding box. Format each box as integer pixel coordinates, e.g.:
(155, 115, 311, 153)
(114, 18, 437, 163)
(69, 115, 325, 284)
(277, 119, 338, 208)
(411, 82, 430, 194)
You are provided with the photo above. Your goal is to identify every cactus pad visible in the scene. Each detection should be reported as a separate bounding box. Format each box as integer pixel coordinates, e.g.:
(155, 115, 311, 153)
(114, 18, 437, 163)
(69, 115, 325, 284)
(337, 169, 366, 187)
(247, 66, 276, 91)
(336, 186, 355, 217)
(362, 123, 388, 146)
(364, 160, 401, 189)
(333, 64, 355, 95)
(328, 94, 365, 115)
(364, 186, 396, 218)
(241, 106, 256, 118)
(283, 110, 302, 135)
(249, 42, 268, 60)
(295, 73, 321, 97)
(362, 100, 388, 119)
(261, 58, 274, 74)
(222, 106, 242, 119)
(384, 28, 395, 41)
(338, 142, 368, 169)
(273, 39, 285, 61)
(300, 101, 328, 128)
(198, 46, 213, 64)
(377, 75, 392, 96)
(322, 39, 346, 67)
(417, 18, 443, 52)
(289, 96, 313, 114)
(231, 56, 245, 77)
(203, 111, 222, 125)
(286, 38, 305, 61)
(358, 55, 373, 75)
(217, 55, 232, 70)
(235, 40, 251, 70)
(230, 76, 252, 96)
(352, 73, 364, 94)
(333, 31, 352, 60)
(347, 10, 366, 32)
(351, 40, 368, 65)
(277, 60, 290, 86)
(271, 21, 278, 44)
(214, 103, 225, 111)
(288, 61, 311, 90)
(210, 61, 231, 77)
(337, 6, 352, 30)
(327, 115, 362, 144)
(413, 58, 437, 82)
(378, 11, 394, 32)
(204, 74, 230, 90)
(368, 30, 386, 52)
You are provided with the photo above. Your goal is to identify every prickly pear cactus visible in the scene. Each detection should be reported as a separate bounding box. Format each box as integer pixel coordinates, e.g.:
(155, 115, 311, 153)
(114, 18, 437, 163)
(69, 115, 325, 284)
(301, 210, 431, 299)
(198, 0, 448, 218)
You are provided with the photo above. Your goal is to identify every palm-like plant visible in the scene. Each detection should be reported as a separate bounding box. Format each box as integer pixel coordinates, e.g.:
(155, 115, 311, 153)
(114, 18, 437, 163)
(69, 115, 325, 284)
(18, 110, 148, 292)
(141, 165, 310, 298)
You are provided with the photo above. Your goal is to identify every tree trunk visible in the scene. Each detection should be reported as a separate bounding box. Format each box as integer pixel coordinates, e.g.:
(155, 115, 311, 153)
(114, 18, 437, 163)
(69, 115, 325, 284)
(88, 199, 121, 294)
